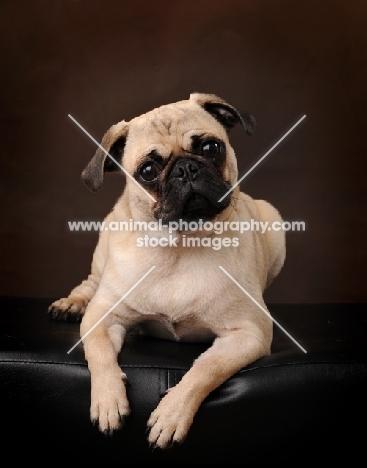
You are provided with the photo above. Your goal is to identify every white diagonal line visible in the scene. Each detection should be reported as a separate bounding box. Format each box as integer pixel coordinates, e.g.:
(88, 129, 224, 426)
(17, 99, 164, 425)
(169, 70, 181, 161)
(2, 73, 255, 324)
(219, 266, 307, 353)
(68, 114, 157, 202)
(67, 266, 156, 354)
(218, 115, 306, 203)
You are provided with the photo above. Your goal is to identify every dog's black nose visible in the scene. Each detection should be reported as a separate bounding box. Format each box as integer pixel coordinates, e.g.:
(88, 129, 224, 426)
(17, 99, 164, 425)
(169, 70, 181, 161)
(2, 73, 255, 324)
(171, 159, 200, 182)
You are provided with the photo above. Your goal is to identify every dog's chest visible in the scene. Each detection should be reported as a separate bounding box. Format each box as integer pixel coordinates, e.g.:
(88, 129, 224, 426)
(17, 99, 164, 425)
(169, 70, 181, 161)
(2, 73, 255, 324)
(119, 249, 233, 338)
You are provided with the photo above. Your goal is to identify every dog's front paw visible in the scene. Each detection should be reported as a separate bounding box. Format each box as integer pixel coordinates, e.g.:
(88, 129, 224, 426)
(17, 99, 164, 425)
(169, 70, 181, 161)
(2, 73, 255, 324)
(47, 297, 86, 322)
(91, 373, 131, 435)
(147, 387, 195, 449)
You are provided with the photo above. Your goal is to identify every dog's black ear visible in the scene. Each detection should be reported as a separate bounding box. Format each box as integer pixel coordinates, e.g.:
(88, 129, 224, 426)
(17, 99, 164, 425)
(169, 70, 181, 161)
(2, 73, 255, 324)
(190, 93, 256, 136)
(81, 121, 129, 192)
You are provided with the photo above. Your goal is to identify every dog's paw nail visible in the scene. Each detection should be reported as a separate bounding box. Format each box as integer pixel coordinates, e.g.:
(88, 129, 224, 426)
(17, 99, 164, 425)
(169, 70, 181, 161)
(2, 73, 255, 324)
(160, 389, 169, 398)
(119, 414, 128, 426)
(62, 312, 70, 321)
(49, 308, 59, 319)
(122, 375, 131, 387)
(168, 437, 177, 449)
(103, 429, 110, 437)
(91, 418, 98, 428)
(148, 441, 157, 452)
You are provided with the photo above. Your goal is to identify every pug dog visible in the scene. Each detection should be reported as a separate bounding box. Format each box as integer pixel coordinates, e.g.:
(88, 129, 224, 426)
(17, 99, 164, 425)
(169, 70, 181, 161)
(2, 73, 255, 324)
(48, 93, 286, 449)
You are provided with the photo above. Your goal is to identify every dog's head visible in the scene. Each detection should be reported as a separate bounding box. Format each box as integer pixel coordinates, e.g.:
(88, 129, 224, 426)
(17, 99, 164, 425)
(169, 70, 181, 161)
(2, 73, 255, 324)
(81, 93, 255, 223)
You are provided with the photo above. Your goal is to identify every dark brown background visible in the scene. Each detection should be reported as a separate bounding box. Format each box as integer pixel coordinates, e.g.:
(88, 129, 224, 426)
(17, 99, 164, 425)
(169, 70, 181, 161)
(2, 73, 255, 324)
(1, 0, 366, 303)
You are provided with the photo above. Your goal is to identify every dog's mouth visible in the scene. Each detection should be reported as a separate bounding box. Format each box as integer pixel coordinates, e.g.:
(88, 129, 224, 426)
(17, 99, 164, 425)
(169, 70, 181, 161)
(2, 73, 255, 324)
(181, 193, 221, 222)
(155, 191, 229, 224)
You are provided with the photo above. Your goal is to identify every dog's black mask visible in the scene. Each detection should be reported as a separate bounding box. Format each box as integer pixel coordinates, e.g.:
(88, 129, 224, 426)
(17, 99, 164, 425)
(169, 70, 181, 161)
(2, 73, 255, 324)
(153, 156, 232, 224)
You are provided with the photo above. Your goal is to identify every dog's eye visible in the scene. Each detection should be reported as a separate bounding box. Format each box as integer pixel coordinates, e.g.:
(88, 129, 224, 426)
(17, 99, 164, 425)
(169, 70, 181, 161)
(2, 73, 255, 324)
(139, 162, 159, 182)
(201, 140, 221, 158)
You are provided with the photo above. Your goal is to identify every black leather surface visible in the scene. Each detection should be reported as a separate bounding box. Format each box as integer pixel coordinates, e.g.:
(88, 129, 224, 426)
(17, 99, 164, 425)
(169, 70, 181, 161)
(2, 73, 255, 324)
(1, 297, 366, 466)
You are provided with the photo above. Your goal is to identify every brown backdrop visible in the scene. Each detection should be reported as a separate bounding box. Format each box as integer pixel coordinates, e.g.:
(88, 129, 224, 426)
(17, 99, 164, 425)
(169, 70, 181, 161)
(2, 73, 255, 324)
(1, 0, 366, 303)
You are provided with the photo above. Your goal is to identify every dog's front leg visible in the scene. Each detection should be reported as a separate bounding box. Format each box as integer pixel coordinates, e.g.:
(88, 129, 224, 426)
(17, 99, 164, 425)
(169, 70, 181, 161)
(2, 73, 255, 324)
(80, 298, 131, 434)
(147, 325, 271, 449)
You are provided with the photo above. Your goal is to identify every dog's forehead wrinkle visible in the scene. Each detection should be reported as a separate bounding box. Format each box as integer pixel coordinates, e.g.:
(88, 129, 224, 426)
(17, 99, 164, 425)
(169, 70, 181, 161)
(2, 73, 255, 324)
(131, 129, 199, 160)
(131, 103, 213, 138)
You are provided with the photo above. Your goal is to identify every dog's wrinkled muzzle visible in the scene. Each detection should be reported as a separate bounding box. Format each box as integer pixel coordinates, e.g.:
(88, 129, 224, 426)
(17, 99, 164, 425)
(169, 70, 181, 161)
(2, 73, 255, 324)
(155, 157, 232, 223)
